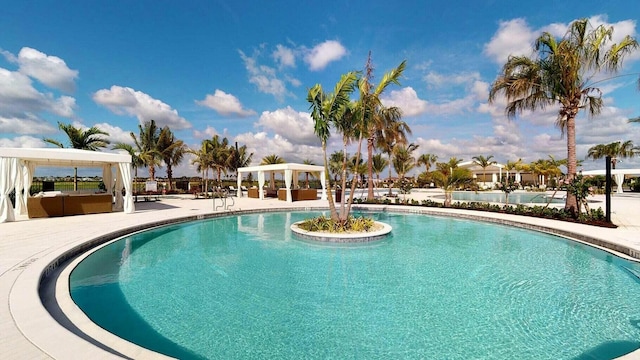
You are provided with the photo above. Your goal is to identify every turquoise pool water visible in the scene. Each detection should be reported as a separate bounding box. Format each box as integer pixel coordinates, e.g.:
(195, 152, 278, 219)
(70, 212, 640, 359)
(448, 191, 565, 204)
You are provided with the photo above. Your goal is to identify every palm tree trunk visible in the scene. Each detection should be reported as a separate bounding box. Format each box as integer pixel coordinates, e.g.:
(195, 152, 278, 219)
(345, 134, 365, 219)
(367, 137, 375, 201)
(322, 142, 339, 221)
(565, 114, 578, 214)
(167, 166, 173, 190)
(387, 152, 393, 196)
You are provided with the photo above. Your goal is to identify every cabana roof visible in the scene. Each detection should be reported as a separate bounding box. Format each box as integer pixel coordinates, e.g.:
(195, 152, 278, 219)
(238, 163, 324, 173)
(0, 147, 131, 167)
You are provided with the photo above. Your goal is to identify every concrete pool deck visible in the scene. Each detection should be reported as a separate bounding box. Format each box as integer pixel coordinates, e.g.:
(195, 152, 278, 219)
(1, 190, 639, 359)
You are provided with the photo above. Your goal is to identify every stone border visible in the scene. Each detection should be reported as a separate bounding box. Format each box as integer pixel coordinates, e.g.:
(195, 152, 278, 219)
(290, 221, 392, 243)
(34, 205, 640, 359)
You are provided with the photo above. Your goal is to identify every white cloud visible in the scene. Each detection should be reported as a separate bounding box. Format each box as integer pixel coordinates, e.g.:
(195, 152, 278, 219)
(256, 106, 317, 145)
(273, 44, 296, 68)
(382, 87, 477, 117)
(0, 135, 48, 148)
(483, 18, 538, 63)
(0, 67, 77, 123)
(93, 122, 135, 145)
(234, 131, 323, 165)
(5, 47, 79, 93)
(196, 89, 256, 117)
(239, 50, 288, 101)
(0, 114, 56, 135)
(193, 126, 220, 140)
(304, 40, 347, 71)
(423, 71, 481, 88)
(93, 85, 191, 130)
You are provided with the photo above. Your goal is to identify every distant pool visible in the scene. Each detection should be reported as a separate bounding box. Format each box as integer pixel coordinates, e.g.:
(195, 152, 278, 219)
(441, 191, 565, 204)
(70, 211, 640, 359)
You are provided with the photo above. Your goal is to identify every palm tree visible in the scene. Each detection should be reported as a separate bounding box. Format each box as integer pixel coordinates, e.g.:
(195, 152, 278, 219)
(328, 150, 345, 184)
(392, 143, 419, 185)
(489, 18, 638, 214)
(229, 143, 253, 186)
(371, 153, 388, 188)
(260, 154, 286, 190)
(587, 140, 635, 169)
(112, 143, 144, 192)
(209, 135, 232, 188)
(417, 153, 438, 175)
(436, 157, 464, 177)
(503, 158, 524, 183)
(472, 155, 496, 188)
(131, 119, 162, 181)
(377, 120, 412, 196)
(156, 126, 185, 191)
(188, 141, 213, 195)
(43, 121, 110, 190)
(307, 71, 358, 222)
(359, 54, 408, 201)
(432, 167, 473, 207)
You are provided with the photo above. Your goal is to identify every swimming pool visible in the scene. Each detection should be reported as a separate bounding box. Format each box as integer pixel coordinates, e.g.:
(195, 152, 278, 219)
(443, 191, 565, 204)
(70, 211, 640, 359)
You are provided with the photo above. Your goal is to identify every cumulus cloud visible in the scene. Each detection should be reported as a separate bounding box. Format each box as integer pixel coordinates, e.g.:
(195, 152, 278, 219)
(304, 40, 347, 71)
(0, 67, 77, 125)
(196, 89, 256, 117)
(423, 71, 482, 88)
(0, 114, 56, 135)
(239, 50, 288, 101)
(273, 44, 296, 68)
(256, 106, 317, 145)
(14, 47, 79, 93)
(382, 87, 478, 117)
(93, 85, 191, 130)
(0, 135, 48, 148)
(193, 126, 221, 140)
(92, 122, 135, 145)
(234, 131, 323, 165)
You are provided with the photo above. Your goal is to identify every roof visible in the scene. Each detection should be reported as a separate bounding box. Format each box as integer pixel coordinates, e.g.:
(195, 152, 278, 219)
(238, 163, 324, 173)
(0, 147, 131, 167)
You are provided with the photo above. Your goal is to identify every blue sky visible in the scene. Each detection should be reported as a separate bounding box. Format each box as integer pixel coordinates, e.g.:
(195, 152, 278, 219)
(1, 0, 639, 177)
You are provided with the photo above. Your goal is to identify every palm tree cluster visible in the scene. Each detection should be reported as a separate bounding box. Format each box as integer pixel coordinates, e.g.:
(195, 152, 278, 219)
(587, 140, 637, 169)
(307, 53, 410, 225)
(188, 135, 253, 194)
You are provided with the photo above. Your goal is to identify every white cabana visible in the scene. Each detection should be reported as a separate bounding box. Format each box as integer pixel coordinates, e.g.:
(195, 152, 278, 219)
(237, 163, 326, 202)
(459, 161, 505, 189)
(0, 147, 135, 223)
(581, 168, 640, 194)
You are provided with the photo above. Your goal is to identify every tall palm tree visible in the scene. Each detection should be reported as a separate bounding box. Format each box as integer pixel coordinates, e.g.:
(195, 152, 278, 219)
(472, 155, 496, 187)
(43, 121, 110, 190)
(188, 141, 213, 195)
(417, 153, 438, 175)
(371, 153, 388, 188)
(156, 126, 186, 191)
(360, 54, 408, 201)
(378, 120, 412, 196)
(392, 143, 419, 185)
(436, 157, 464, 177)
(260, 154, 286, 190)
(504, 158, 524, 183)
(489, 18, 638, 213)
(587, 140, 635, 169)
(131, 119, 162, 181)
(307, 71, 358, 222)
(209, 135, 232, 187)
(229, 143, 253, 186)
(328, 150, 345, 184)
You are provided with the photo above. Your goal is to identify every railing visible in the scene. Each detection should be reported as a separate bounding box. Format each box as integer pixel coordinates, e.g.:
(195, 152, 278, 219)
(213, 189, 234, 211)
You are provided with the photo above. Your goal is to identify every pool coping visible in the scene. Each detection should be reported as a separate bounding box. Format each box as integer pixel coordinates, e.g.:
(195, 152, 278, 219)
(15, 205, 640, 359)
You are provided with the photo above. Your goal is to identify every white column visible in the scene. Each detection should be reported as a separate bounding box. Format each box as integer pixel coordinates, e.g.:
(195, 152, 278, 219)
(236, 173, 242, 197)
(284, 169, 293, 202)
(258, 171, 265, 200)
(320, 170, 327, 200)
(118, 162, 135, 214)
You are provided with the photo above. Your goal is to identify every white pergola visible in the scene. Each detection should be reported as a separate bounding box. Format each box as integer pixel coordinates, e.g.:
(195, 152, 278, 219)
(237, 163, 326, 202)
(459, 161, 506, 187)
(0, 147, 134, 223)
(581, 168, 640, 194)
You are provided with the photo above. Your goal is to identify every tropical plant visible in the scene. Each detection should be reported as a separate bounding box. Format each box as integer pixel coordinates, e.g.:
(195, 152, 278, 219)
(209, 135, 232, 187)
(43, 121, 110, 190)
(489, 18, 639, 214)
(328, 150, 345, 184)
(587, 140, 636, 169)
(302, 159, 317, 189)
(156, 126, 186, 190)
(378, 119, 412, 196)
(229, 144, 254, 186)
(472, 155, 496, 186)
(188, 141, 213, 195)
(371, 153, 388, 188)
(431, 167, 473, 207)
(307, 71, 358, 223)
(130, 119, 162, 181)
(435, 157, 463, 176)
(417, 153, 438, 174)
(392, 143, 419, 187)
